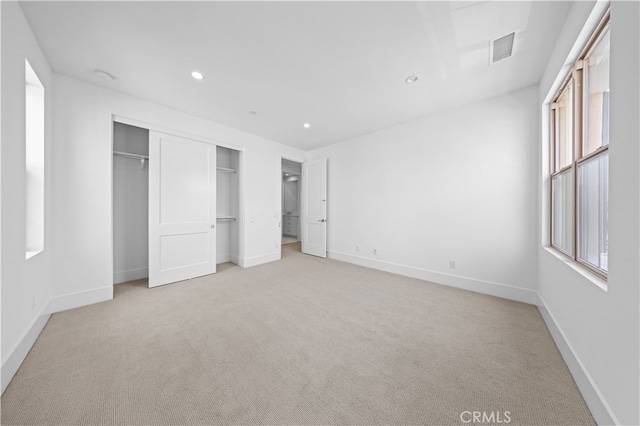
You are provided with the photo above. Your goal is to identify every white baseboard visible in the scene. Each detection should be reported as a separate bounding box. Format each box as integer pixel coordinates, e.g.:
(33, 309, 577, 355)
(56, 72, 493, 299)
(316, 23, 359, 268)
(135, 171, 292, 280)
(329, 250, 537, 304)
(113, 267, 148, 284)
(536, 294, 617, 426)
(239, 251, 279, 268)
(49, 286, 113, 314)
(1, 303, 51, 394)
(2, 286, 113, 395)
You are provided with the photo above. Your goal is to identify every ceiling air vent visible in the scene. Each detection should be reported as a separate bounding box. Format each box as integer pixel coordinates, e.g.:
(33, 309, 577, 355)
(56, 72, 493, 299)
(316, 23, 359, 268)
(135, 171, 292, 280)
(490, 32, 515, 64)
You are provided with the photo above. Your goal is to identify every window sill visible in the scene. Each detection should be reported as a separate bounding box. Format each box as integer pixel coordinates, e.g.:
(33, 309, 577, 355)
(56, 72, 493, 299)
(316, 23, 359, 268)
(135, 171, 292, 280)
(543, 247, 608, 292)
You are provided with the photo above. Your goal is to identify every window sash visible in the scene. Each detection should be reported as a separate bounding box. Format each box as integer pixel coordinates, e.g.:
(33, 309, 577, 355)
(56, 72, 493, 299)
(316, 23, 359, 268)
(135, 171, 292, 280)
(551, 168, 575, 256)
(577, 150, 609, 275)
(583, 25, 610, 157)
(549, 11, 609, 280)
(553, 80, 574, 173)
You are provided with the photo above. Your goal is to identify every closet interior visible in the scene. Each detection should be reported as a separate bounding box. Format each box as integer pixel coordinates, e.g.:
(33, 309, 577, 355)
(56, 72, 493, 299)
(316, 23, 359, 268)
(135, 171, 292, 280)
(113, 123, 242, 286)
(216, 146, 240, 265)
(112, 122, 149, 284)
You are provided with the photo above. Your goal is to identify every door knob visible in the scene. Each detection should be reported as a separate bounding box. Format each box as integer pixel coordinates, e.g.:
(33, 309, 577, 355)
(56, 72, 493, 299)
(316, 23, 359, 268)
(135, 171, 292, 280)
(210, 225, 215, 229)
(318, 219, 327, 222)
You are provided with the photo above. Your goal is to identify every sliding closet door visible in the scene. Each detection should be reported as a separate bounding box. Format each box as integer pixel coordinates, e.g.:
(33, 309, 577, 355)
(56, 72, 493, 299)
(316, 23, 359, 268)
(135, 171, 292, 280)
(148, 131, 217, 287)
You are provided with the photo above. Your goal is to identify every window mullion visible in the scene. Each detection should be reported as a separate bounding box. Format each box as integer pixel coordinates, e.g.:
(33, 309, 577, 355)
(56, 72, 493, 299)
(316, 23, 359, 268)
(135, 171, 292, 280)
(577, 145, 609, 165)
(550, 104, 557, 248)
(572, 68, 582, 260)
(553, 164, 573, 176)
(550, 104, 557, 174)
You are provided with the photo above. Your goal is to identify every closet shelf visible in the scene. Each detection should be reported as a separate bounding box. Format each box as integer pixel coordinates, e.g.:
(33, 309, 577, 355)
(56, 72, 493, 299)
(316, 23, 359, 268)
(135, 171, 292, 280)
(216, 167, 237, 173)
(216, 216, 237, 221)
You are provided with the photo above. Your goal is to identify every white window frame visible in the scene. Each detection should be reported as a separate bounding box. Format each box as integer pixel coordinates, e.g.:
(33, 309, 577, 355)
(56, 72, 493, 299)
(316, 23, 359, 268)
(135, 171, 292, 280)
(549, 11, 610, 280)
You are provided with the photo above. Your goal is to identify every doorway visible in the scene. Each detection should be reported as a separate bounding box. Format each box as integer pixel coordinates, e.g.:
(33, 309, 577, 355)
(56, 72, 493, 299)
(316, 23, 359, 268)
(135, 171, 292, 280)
(112, 122, 149, 286)
(281, 159, 302, 251)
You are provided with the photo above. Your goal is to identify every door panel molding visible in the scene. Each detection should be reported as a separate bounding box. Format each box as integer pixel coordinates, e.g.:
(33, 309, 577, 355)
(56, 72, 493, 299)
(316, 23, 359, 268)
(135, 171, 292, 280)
(149, 131, 217, 287)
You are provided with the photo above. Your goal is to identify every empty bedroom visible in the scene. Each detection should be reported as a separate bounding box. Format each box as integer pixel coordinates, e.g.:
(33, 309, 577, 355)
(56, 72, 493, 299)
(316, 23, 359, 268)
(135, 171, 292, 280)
(1, 1, 638, 425)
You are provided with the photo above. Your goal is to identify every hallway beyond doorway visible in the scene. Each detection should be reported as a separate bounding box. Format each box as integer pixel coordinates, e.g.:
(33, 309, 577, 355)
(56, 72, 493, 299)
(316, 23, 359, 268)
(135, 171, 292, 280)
(282, 236, 298, 245)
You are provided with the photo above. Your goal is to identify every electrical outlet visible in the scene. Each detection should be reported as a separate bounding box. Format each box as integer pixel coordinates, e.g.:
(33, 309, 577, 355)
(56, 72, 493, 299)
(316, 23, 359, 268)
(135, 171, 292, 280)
(449, 259, 457, 269)
(373, 248, 378, 255)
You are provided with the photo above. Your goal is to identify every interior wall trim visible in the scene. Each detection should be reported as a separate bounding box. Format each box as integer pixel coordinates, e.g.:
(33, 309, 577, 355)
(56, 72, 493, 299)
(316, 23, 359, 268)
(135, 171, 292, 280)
(1, 305, 51, 394)
(48, 286, 113, 314)
(239, 251, 279, 269)
(329, 250, 537, 304)
(113, 267, 148, 285)
(537, 294, 617, 426)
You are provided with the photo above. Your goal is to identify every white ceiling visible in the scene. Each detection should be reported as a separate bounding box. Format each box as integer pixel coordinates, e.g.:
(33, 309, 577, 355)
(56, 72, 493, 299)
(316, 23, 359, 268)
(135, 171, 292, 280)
(20, 1, 572, 150)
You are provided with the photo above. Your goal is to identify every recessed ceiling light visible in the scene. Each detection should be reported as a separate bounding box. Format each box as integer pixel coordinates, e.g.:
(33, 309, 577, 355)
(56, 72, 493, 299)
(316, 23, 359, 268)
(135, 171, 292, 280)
(191, 71, 204, 80)
(405, 75, 418, 84)
(249, 111, 257, 115)
(303, 123, 310, 128)
(285, 173, 289, 176)
(94, 70, 115, 81)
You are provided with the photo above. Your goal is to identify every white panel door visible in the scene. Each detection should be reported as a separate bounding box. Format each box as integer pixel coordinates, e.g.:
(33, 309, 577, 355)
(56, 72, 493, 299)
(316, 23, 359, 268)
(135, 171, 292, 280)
(302, 158, 327, 258)
(149, 131, 216, 287)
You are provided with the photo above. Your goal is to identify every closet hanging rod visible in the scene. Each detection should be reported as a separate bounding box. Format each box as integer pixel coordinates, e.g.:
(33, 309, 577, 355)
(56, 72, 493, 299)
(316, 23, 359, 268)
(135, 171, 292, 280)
(216, 167, 237, 173)
(216, 216, 237, 221)
(113, 151, 149, 160)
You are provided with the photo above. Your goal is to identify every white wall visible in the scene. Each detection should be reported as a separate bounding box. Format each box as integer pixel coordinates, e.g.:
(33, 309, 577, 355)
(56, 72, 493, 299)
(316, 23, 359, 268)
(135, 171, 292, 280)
(308, 86, 539, 304)
(1, 1, 54, 392)
(537, 2, 639, 424)
(50, 73, 305, 310)
(112, 123, 149, 284)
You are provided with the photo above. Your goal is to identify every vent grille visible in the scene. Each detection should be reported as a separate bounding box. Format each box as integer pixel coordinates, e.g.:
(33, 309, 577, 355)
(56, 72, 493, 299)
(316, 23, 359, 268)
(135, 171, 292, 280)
(491, 32, 515, 63)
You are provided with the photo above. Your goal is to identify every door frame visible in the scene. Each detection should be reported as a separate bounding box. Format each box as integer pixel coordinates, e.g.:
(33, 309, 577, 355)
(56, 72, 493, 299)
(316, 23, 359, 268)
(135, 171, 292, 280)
(278, 155, 305, 260)
(109, 114, 245, 285)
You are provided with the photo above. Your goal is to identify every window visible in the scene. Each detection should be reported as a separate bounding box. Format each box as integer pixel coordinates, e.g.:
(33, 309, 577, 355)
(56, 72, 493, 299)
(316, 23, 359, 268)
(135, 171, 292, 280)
(25, 59, 45, 259)
(550, 12, 609, 277)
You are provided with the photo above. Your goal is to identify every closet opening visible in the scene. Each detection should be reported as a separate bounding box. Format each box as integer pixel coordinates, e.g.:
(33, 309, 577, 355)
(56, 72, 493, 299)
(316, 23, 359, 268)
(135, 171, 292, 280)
(112, 121, 242, 294)
(281, 158, 302, 253)
(216, 146, 241, 268)
(112, 122, 149, 291)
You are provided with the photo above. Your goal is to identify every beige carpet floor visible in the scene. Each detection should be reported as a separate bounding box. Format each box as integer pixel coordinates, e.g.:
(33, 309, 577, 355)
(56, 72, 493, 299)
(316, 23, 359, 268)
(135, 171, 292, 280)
(282, 236, 298, 245)
(1, 243, 594, 425)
